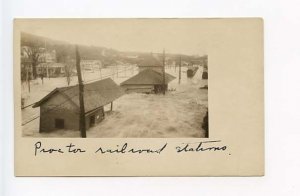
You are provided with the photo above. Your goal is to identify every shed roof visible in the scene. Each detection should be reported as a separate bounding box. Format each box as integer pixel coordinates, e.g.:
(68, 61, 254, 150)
(33, 78, 124, 113)
(120, 69, 176, 86)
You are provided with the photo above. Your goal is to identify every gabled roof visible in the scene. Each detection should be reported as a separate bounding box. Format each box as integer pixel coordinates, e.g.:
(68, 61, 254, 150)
(120, 69, 176, 86)
(33, 78, 124, 113)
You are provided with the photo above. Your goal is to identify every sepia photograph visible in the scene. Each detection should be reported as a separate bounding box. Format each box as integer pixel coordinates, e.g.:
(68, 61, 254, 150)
(3, 0, 299, 193)
(20, 19, 209, 138)
(13, 18, 264, 177)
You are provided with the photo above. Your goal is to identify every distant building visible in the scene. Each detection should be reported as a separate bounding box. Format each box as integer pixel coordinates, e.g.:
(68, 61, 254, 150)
(80, 59, 102, 72)
(121, 69, 176, 94)
(121, 54, 176, 93)
(33, 78, 124, 132)
(36, 62, 66, 78)
(21, 46, 58, 79)
(38, 49, 56, 63)
(187, 66, 199, 78)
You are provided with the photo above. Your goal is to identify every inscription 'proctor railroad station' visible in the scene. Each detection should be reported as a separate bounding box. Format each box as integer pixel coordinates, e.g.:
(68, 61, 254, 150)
(34, 140, 227, 156)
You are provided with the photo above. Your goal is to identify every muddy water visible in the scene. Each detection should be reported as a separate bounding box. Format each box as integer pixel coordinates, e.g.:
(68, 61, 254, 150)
(22, 66, 208, 138)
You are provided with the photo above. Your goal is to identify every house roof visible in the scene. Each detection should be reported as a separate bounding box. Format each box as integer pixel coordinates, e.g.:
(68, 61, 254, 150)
(33, 78, 124, 113)
(120, 69, 176, 86)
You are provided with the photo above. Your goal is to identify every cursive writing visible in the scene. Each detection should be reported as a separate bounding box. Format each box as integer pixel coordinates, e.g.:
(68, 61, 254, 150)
(34, 141, 86, 156)
(175, 140, 227, 153)
(33, 140, 228, 156)
(95, 143, 167, 154)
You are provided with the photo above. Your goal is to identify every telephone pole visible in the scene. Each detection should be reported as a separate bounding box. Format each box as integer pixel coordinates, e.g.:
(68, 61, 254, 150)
(75, 45, 87, 138)
(98, 64, 102, 79)
(26, 64, 30, 92)
(162, 49, 166, 95)
(178, 56, 181, 84)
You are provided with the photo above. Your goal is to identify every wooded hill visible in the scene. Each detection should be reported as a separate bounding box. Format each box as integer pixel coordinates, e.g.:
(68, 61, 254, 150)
(21, 32, 205, 66)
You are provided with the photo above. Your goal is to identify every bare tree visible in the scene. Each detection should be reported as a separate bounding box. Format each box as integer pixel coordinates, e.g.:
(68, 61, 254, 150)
(65, 64, 72, 86)
(22, 47, 40, 79)
(56, 48, 73, 86)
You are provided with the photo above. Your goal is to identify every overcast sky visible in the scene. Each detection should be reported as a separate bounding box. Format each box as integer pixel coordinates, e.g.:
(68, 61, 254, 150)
(18, 19, 210, 56)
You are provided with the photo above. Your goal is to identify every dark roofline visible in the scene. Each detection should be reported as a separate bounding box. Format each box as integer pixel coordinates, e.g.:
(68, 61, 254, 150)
(32, 88, 60, 108)
(32, 78, 123, 109)
(120, 69, 176, 86)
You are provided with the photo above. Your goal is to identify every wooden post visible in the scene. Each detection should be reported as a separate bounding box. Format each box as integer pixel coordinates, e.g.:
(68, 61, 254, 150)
(82, 65, 85, 81)
(47, 65, 49, 79)
(26, 64, 30, 92)
(41, 65, 44, 84)
(98, 64, 102, 79)
(179, 56, 181, 84)
(75, 45, 87, 138)
(162, 49, 166, 95)
(116, 65, 118, 78)
(111, 102, 113, 111)
(132, 65, 134, 75)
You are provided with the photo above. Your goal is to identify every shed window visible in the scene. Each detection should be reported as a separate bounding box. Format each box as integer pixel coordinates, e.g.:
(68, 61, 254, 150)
(55, 118, 64, 129)
(90, 115, 95, 127)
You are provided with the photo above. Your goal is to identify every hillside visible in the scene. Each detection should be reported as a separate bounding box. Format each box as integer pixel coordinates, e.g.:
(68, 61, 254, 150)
(21, 32, 206, 65)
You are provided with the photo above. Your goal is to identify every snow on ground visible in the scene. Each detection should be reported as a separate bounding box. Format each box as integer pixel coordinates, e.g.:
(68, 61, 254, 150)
(22, 65, 208, 138)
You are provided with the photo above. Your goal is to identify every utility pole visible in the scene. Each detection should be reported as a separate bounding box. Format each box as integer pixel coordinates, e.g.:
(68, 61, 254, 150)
(116, 65, 118, 78)
(98, 63, 102, 79)
(132, 65, 134, 75)
(162, 49, 166, 95)
(75, 45, 87, 138)
(112, 66, 115, 80)
(178, 56, 181, 84)
(26, 64, 30, 92)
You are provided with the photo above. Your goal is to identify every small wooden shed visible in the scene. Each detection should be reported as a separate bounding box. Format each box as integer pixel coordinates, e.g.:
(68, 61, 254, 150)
(33, 78, 124, 132)
(120, 54, 176, 93)
(120, 69, 176, 93)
